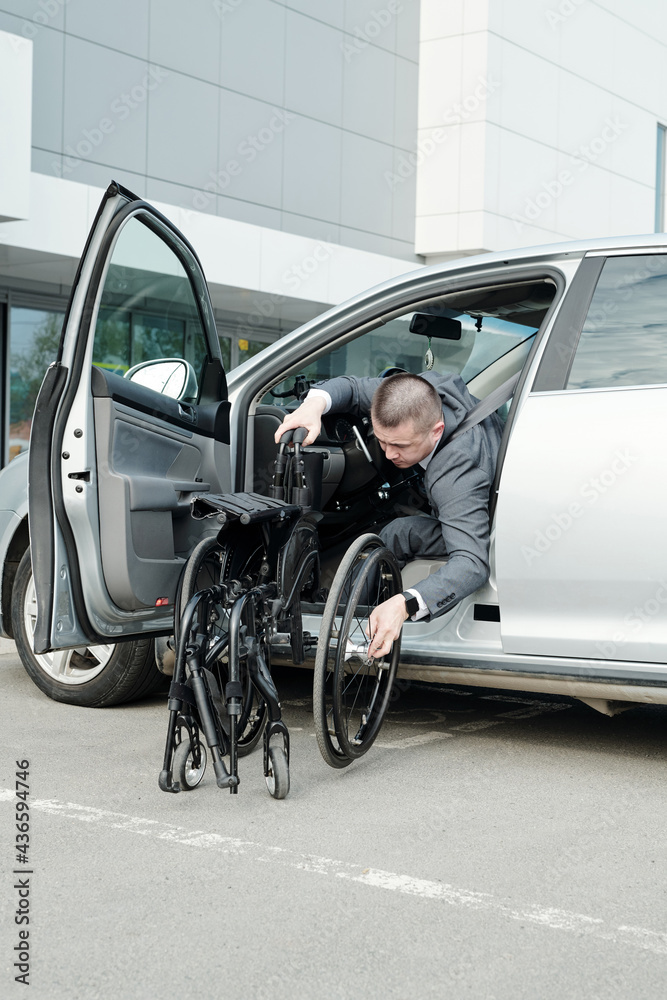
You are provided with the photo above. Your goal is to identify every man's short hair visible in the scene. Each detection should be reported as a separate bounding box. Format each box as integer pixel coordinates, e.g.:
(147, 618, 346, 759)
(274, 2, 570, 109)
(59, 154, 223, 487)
(371, 373, 443, 434)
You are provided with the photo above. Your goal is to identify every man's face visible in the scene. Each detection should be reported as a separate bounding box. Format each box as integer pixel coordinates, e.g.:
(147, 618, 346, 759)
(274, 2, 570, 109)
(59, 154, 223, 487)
(372, 418, 444, 468)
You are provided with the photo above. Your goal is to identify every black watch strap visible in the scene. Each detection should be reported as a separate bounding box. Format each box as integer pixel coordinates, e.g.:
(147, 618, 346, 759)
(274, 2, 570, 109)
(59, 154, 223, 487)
(402, 591, 420, 617)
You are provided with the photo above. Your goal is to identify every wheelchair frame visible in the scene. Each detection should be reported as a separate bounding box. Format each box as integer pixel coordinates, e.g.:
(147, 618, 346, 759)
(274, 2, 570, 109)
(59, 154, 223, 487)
(159, 429, 402, 800)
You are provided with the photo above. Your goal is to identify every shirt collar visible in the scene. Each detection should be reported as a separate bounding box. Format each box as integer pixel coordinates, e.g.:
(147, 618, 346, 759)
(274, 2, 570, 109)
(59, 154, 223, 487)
(419, 430, 444, 470)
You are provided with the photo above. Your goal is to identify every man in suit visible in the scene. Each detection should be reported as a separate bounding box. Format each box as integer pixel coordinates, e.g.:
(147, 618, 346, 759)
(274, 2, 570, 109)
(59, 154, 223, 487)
(274, 371, 503, 660)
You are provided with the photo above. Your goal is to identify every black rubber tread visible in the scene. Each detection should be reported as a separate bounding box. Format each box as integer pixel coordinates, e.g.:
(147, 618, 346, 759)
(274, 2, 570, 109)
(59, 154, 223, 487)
(332, 546, 401, 759)
(313, 533, 385, 768)
(266, 745, 290, 799)
(173, 738, 206, 790)
(11, 549, 160, 707)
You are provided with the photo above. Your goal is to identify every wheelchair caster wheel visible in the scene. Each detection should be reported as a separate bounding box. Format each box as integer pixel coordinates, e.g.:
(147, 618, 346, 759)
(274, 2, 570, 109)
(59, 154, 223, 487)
(173, 740, 207, 790)
(266, 746, 289, 799)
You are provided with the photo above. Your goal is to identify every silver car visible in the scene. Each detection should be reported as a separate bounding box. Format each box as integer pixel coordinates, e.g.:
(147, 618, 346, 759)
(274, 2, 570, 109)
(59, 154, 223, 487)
(2, 181, 666, 717)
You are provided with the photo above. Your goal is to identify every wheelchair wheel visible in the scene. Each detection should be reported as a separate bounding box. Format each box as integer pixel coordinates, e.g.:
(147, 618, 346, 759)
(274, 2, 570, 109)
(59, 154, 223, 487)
(313, 534, 401, 768)
(266, 746, 290, 799)
(173, 736, 207, 790)
(179, 535, 268, 757)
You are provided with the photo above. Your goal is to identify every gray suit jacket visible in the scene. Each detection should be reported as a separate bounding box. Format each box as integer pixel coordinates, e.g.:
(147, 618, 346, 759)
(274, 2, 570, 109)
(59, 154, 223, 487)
(316, 371, 503, 618)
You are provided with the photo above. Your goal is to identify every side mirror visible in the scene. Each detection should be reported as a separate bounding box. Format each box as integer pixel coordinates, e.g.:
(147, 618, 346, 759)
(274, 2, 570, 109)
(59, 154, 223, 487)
(124, 358, 197, 400)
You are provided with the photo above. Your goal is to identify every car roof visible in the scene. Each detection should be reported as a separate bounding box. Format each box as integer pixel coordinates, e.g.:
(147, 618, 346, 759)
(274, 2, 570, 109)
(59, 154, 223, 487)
(419, 231, 667, 277)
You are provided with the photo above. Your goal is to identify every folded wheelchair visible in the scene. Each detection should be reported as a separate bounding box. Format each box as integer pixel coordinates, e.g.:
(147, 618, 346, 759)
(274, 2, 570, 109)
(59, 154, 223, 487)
(159, 427, 402, 799)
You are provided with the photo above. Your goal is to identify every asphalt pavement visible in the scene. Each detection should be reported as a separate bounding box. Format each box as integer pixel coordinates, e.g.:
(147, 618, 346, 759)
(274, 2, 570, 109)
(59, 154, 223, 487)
(1, 644, 666, 999)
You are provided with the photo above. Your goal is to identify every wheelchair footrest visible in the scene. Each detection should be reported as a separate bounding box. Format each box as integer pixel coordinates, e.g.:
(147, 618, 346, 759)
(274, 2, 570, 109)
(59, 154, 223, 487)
(191, 491, 302, 526)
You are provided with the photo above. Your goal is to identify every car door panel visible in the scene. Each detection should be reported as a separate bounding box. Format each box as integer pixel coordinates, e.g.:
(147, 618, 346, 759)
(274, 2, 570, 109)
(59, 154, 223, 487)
(496, 250, 667, 664)
(29, 183, 229, 651)
(496, 386, 667, 661)
(93, 392, 213, 612)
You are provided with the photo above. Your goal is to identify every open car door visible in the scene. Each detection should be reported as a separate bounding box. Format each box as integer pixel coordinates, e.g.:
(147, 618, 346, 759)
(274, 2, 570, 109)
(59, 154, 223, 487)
(29, 182, 230, 654)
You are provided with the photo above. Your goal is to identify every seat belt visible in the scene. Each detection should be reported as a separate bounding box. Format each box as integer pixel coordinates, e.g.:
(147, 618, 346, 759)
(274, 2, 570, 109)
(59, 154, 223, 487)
(443, 370, 521, 447)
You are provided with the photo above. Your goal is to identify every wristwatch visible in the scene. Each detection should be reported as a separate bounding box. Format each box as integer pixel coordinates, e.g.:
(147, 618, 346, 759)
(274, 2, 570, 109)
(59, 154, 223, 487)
(402, 591, 420, 617)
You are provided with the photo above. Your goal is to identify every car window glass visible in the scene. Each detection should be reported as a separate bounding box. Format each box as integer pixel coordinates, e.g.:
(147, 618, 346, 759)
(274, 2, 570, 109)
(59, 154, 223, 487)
(92, 216, 209, 398)
(265, 307, 538, 402)
(567, 254, 667, 389)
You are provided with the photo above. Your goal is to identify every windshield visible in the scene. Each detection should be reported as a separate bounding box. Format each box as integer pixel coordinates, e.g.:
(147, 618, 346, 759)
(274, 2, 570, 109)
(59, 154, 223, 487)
(266, 278, 554, 400)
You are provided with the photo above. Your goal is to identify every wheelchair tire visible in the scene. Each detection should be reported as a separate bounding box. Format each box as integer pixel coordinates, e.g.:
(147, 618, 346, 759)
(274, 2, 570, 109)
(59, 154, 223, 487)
(173, 737, 207, 790)
(266, 746, 290, 799)
(313, 534, 401, 767)
(179, 535, 268, 757)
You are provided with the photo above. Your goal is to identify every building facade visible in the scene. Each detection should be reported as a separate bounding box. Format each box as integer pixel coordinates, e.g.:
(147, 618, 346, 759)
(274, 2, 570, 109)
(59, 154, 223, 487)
(1, 0, 666, 466)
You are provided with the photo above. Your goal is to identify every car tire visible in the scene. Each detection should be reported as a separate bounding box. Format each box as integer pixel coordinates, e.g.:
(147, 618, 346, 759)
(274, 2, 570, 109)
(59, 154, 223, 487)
(11, 549, 162, 707)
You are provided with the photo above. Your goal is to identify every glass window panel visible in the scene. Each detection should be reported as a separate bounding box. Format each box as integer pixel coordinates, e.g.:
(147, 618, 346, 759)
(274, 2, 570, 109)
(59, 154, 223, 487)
(567, 254, 667, 389)
(94, 216, 209, 393)
(219, 335, 231, 371)
(131, 313, 185, 365)
(238, 337, 272, 366)
(9, 307, 64, 460)
(265, 310, 537, 401)
(92, 307, 131, 374)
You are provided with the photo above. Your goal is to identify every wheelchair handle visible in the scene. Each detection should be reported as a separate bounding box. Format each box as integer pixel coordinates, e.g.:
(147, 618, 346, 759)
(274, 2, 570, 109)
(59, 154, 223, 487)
(278, 426, 308, 447)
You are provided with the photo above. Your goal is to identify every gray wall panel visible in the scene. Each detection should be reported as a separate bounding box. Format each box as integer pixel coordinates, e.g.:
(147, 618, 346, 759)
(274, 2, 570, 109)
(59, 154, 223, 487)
(339, 226, 415, 260)
(280, 0, 344, 29)
(145, 176, 216, 216)
(342, 42, 395, 146)
(31, 25, 65, 155)
(282, 116, 341, 222)
(341, 132, 393, 235)
(60, 160, 147, 197)
(62, 37, 149, 175)
(147, 71, 219, 187)
(217, 194, 282, 230)
(395, 0, 420, 61)
(219, 0, 286, 105)
(65, 0, 149, 59)
(344, 0, 397, 51)
(149, 0, 221, 84)
(281, 212, 340, 243)
(389, 149, 417, 243)
(0, 1, 65, 31)
(218, 90, 285, 208)
(19, 0, 421, 258)
(284, 11, 343, 127)
(393, 57, 419, 152)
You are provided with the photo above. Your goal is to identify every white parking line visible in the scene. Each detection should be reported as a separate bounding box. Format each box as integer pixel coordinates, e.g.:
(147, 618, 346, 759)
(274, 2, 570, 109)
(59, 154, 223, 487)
(374, 731, 454, 749)
(2, 789, 665, 956)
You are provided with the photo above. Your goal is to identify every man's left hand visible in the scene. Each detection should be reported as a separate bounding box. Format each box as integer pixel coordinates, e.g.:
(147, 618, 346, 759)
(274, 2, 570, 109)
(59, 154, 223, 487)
(365, 594, 409, 660)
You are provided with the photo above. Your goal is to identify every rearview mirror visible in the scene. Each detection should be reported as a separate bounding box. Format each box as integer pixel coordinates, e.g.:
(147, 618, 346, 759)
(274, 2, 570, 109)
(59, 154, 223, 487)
(409, 314, 462, 340)
(124, 358, 197, 400)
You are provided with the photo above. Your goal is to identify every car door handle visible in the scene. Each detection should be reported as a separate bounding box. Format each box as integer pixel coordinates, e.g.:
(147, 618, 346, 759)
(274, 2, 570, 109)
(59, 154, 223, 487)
(178, 402, 196, 423)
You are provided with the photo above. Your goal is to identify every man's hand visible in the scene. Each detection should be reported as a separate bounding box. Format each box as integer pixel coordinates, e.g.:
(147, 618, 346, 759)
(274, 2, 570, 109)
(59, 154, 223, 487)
(365, 593, 409, 660)
(274, 396, 327, 447)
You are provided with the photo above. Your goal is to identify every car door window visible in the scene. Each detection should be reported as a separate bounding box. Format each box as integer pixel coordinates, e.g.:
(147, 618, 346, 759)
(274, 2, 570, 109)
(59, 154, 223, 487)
(92, 216, 209, 395)
(567, 254, 667, 389)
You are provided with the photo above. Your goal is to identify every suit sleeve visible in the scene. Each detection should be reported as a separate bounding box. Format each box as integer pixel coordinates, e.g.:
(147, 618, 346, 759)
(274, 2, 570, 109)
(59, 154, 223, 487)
(311, 376, 382, 417)
(412, 437, 493, 618)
